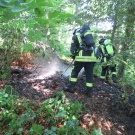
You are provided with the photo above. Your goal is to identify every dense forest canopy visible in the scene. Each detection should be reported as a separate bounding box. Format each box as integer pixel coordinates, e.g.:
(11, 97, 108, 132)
(0, 0, 135, 87)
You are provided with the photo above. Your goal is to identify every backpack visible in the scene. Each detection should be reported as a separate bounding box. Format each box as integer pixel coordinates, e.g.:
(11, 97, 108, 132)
(103, 39, 114, 56)
(82, 31, 95, 48)
(74, 28, 95, 50)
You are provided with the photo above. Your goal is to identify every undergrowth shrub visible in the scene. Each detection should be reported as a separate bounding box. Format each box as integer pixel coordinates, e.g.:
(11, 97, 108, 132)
(12, 52, 32, 68)
(0, 86, 88, 135)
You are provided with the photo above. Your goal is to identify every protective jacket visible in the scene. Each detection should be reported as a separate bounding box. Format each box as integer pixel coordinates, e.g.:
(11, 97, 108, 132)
(96, 39, 117, 83)
(70, 24, 97, 62)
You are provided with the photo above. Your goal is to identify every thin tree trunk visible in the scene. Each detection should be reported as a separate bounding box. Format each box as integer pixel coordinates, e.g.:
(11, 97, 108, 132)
(117, 1, 135, 79)
(111, 0, 119, 43)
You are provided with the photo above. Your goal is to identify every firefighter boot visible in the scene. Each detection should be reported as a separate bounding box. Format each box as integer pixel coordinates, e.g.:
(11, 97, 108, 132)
(112, 74, 117, 83)
(105, 76, 109, 83)
(85, 87, 93, 97)
(64, 82, 75, 93)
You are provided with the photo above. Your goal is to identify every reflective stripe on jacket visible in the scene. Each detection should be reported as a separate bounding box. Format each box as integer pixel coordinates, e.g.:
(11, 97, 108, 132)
(74, 32, 98, 62)
(75, 50, 97, 62)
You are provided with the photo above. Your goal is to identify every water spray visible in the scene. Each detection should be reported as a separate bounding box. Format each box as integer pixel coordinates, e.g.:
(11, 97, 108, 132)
(61, 59, 75, 77)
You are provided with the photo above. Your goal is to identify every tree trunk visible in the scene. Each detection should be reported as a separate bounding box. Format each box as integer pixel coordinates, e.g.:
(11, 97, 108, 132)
(117, 1, 135, 79)
(111, 0, 119, 43)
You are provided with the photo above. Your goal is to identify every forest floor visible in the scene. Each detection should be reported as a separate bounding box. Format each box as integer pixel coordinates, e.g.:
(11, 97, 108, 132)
(4, 50, 135, 135)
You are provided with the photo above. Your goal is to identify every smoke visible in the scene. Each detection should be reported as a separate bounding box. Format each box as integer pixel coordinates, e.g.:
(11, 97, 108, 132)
(31, 56, 70, 79)
(29, 53, 84, 80)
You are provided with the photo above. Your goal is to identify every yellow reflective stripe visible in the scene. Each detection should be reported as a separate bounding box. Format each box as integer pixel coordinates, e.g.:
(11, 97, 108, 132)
(75, 56, 97, 61)
(75, 56, 97, 59)
(77, 35, 82, 45)
(112, 72, 117, 75)
(69, 78, 77, 82)
(86, 83, 93, 87)
(104, 57, 107, 62)
(79, 50, 82, 56)
(75, 59, 98, 62)
(84, 31, 91, 36)
(106, 62, 110, 66)
(100, 76, 105, 79)
(91, 51, 95, 57)
(69, 66, 77, 82)
(100, 45, 105, 54)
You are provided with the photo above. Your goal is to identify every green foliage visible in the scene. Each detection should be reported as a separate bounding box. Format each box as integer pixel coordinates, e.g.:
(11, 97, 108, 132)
(92, 128, 103, 135)
(44, 126, 57, 135)
(23, 43, 33, 52)
(0, 87, 88, 135)
(122, 90, 129, 104)
(0, 0, 76, 79)
(0, 85, 40, 134)
(44, 121, 88, 135)
(29, 124, 44, 135)
(57, 120, 88, 135)
(0, 26, 25, 79)
(93, 63, 102, 77)
(0, 0, 13, 8)
(40, 91, 83, 124)
(117, 58, 135, 90)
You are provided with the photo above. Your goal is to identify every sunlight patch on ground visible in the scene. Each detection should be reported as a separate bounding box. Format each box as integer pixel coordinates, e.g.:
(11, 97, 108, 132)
(103, 119, 112, 131)
(31, 82, 53, 96)
(83, 113, 125, 134)
(116, 130, 123, 135)
(41, 89, 53, 96)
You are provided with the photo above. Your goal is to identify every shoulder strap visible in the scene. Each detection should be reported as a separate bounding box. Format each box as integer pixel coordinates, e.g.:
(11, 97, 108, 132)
(76, 34, 82, 45)
(84, 30, 91, 36)
(100, 45, 106, 55)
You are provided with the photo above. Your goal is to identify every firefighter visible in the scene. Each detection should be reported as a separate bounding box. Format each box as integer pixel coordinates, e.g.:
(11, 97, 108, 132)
(96, 38, 117, 83)
(64, 24, 98, 97)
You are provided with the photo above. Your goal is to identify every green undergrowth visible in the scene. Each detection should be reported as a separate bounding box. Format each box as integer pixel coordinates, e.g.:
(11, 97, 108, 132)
(0, 85, 89, 135)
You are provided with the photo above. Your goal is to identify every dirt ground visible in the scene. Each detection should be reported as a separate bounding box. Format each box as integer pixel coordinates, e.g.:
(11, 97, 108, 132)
(6, 51, 135, 135)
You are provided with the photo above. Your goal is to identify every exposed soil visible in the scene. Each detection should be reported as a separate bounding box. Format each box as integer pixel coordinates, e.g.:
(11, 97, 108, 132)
(4, 50, 135, 135)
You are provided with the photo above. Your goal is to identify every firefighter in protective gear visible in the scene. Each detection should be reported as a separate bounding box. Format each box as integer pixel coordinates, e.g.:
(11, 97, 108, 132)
(96, 38, 117, 83)
(65, 24, 98, 97)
